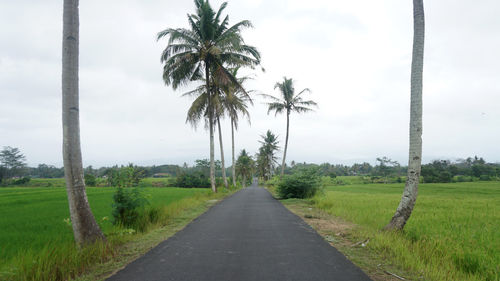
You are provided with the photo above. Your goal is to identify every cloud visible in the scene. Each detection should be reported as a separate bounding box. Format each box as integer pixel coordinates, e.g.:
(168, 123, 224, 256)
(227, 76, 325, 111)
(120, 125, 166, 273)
(0, 0, 499, 167)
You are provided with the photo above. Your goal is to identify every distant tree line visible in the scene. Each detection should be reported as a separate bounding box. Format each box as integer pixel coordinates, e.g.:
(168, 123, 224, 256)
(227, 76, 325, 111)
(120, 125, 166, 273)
(280, 156, 500, 183)
(2, 145, 499, 185)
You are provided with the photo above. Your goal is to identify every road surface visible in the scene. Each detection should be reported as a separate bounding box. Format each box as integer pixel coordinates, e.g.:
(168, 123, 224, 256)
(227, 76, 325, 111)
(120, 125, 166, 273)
(107, 181, 372, 281)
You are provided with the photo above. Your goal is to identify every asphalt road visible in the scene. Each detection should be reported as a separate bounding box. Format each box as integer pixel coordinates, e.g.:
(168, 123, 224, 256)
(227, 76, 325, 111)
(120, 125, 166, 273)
(106, 181, 372, 281)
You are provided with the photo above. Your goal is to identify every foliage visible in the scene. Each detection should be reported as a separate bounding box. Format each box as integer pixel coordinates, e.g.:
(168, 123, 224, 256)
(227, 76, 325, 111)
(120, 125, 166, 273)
(175, 172, 210, 188)
(262, 77, 317, 176)
(157, 0, 260, 91)
(158, 0, 261, 192)
(0, 146, 27, 179)
(0, 166, 6, 184)
(255, 130, 280, 180)
(106, 164, 145, 188)
(314, 182, 500, 281)
(32, 164, 65, 178)
(11, 177, 31, 185)
(277, 169, 321, 199)
(262, 77, 316, 117)
(376, 157, 401, 180)
(111, 187, 149, 230)
(422, 157, 499, 183)
(235, 149, 254, 186)
(84, 173, 97, 186)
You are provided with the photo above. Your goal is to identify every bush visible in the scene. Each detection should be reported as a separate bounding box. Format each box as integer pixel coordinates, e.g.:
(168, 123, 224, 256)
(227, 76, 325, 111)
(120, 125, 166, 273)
(111, 187, 149, 230)
(12, 177, 31, 185)
(479, 175, 491, 181)
(454, 175, 473, 183)
(174, 172, 210, 188)
(106, 164, 145, 187)
(277, 170, 321, 199)
(84, 174, 96, 186)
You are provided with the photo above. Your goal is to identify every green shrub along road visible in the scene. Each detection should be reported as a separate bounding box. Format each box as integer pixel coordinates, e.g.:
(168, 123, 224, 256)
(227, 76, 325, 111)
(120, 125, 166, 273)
(312, 181, 500, 281)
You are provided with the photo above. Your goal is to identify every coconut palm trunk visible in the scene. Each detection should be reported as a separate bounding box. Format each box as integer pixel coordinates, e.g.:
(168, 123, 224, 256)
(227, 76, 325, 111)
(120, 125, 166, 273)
(280, 111, 290, 177)
(384, 0, 424, 231)
(62, 0, 105, 245)
(217, 117, 228, 188)
(231, 118, 236, 187)
(206, 65, 216, 193)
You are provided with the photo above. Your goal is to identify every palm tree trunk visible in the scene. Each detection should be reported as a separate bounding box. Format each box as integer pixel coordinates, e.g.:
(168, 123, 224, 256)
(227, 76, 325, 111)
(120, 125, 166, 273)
(205, 65, 216, 193)
(217, 117, 228, 188)
(242, 174, 246, 188)
(280, 111, 290, 177)
(62, 0, 105, 245)
(385, 0, 424, 231)
(231, 118, 236, 187)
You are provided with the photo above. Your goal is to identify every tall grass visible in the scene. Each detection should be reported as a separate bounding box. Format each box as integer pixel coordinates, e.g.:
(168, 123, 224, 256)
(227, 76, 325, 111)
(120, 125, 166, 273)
(313, 182, 500, 281)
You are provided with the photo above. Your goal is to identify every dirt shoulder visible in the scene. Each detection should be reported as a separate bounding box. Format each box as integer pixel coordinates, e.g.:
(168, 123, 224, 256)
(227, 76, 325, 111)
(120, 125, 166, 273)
(280, 198, 413, 281)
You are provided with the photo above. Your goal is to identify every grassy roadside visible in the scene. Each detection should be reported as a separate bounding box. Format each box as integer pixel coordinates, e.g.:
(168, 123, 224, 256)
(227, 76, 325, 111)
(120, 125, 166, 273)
(0, 187, 237, 281)
(72, 193, 229, 281)
(266, 182, 500, 281)
(281, 199, 414, 281)
(265, 186, 408, 281)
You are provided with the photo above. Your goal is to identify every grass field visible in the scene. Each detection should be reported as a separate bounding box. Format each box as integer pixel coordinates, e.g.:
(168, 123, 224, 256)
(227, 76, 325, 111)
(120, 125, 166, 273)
(0, 187, 208, 268)
(313, 181, 500, 281)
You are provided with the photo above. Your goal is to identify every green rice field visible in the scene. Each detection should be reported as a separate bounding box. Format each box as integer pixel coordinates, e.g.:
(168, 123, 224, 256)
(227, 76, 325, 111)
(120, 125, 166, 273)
(0, 186, 207, 265)
(314, 181, 500, 281)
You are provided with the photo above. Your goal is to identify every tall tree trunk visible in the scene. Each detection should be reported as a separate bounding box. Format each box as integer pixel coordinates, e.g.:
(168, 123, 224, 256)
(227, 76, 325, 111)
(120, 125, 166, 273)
(242, 174, 246, 188)
(385, 0, 424, 231)
(217, 117, 228, 188)
(280, 111, 290, 177)
(205, 64, 216, 193)
(231, 118, 236, 187)
(62, 0, 105, 245)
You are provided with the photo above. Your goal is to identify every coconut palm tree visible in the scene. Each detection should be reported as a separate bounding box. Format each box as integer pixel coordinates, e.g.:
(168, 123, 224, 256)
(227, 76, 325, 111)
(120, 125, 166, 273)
(384, 0, 425, 231)
(262, 77, 317, 177)
(183, 73, 248, 190)
(158, 0, 260, 192)
(62, 0, 105, 245)
(219, 68, 252, 187)
(257, 130, 280, 180)
(235, 149, 254, 188)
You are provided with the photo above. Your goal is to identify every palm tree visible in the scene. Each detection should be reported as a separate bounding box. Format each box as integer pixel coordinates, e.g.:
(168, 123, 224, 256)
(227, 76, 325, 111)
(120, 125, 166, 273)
(262, 77, 317, 177)
(257, 130, 280, 180)
(384, 0, 425, 231)
(235, 149, 254, 188)
(157, 0, 261, 192)
(62, 0, 105, 245)
(214, 89, 229, 189)
(183, 74, 247, 190)
(220, 68, 252, 187)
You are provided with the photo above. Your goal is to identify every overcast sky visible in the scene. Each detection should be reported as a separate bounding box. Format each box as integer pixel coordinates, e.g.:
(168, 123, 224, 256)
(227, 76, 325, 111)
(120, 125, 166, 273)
(1, 0, 499, 167)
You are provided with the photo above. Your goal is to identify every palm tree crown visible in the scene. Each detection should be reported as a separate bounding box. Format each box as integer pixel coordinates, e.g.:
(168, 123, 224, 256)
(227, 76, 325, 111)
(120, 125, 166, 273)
(263, 77, 317, 117)
(257, 130, 280, 180)
(236, 149, 254, 187)
(157, 0, 260, 89)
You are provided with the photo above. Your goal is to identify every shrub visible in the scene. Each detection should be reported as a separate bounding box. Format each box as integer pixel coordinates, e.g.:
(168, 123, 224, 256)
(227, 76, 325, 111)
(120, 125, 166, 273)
(12, 177, 31, 185)
(106, 164, 145, 188)
(111, 187, 149, 230)
(174, 172, 210, 188)
(84, 174, 96, 186)
(479, 174, 491, 181)
(277, 170, 321, 199)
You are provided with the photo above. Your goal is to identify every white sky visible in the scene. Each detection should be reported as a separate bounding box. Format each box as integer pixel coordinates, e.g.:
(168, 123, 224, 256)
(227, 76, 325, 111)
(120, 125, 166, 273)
(1, 0, 499, 167)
